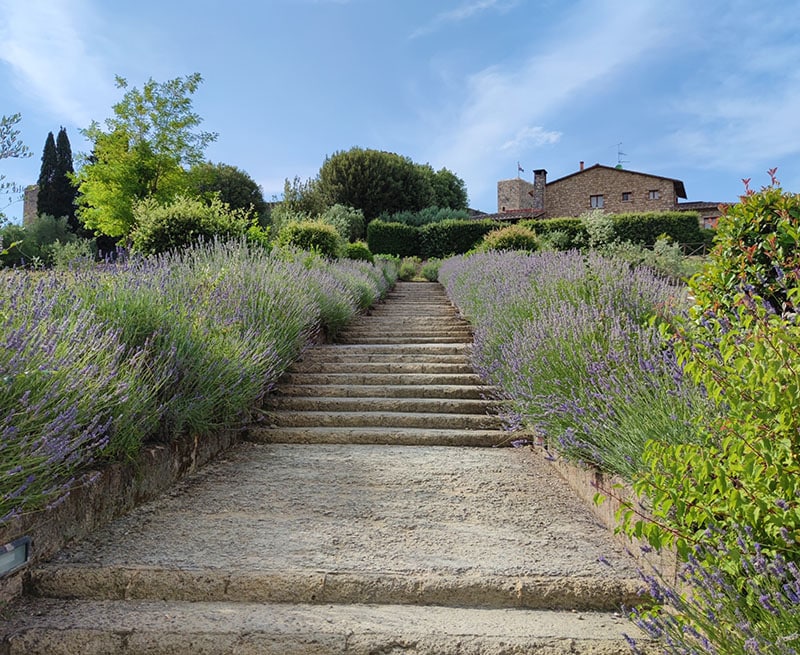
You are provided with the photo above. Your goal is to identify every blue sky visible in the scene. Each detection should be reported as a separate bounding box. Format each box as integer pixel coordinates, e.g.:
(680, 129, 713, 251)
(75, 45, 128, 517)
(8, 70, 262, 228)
(1, 0, 799, 222)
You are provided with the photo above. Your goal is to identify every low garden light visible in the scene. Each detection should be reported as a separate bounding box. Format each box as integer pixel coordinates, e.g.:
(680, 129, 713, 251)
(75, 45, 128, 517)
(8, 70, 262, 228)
(0, 537, 31, 577)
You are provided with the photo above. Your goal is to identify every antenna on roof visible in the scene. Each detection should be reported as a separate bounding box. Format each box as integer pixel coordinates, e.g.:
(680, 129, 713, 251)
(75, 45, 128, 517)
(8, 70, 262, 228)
(616, 142, 629, 168)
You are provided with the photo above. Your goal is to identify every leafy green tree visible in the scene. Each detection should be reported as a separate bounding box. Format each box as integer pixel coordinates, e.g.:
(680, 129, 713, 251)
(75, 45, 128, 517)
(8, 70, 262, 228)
(186, 162, 267, 223)
(0, 113, 32, 221)
(74, 74, 217, 237)
(316, 148, 434, 221)
(318, 204, 365, 242)
(426, 166, 468, 209)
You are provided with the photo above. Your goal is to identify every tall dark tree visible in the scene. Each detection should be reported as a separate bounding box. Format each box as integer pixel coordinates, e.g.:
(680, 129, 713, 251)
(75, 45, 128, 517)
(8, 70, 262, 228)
(54, 127, 78, 231)
(36, 128, 79, 231)
(36, 131, 58, 217)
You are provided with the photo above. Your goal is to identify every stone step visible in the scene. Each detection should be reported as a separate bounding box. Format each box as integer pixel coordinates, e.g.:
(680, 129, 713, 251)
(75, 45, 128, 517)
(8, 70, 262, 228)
(274, 384, 494, 400)
(337, 329, 473, 339)
(16, 444, 642, 612)
(1, 599, 648, 655)
(336, 336, 472, 344)
(288, 361, 475, 374)
(248, 426, 511, 446)
(281, 372, 484, 386)
(303, 343, 472, 355)
(262, 410, 503, 430)
(296, 352, 471, 364)
(262, 396, 499, 414)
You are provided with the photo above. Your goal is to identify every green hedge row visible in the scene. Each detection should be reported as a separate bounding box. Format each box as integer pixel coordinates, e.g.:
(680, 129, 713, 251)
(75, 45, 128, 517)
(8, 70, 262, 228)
(367, 219, 497, 258)
(522, 211, 705, 249)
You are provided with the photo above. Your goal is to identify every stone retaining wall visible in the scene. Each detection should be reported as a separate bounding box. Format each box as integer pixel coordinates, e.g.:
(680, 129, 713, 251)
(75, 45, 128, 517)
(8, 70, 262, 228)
(0, 431, 241, 603)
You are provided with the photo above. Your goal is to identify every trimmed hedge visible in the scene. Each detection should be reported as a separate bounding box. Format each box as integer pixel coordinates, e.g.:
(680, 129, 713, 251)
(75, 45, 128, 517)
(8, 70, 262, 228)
(419, 219, 497, 258)
(610, 211, 702, 245)
(523, 211, 704, 249)
(477, 224, 540, 252)
(366, 220, 420, 257)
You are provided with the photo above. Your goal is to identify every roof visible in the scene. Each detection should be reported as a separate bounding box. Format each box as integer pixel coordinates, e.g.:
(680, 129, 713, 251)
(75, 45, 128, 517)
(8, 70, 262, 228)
(480, 208, 546, 221)
(548, 164, 687, 199)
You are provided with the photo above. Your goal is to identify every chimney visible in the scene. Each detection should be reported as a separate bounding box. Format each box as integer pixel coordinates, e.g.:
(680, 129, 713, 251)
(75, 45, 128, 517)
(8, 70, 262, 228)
(579, 161, 584, 171)
(532, 169, 547, 211)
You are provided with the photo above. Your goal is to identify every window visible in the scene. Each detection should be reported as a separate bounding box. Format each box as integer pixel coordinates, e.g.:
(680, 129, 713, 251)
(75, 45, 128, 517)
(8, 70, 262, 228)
(648, 190, 661, 200)
(590, 194, 604, 208)
(622, 192, 632, 202)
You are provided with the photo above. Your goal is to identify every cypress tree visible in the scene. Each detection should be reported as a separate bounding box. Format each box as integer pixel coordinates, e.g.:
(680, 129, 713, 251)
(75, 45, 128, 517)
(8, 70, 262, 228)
(36, 131, 58, 217)
(53, 127, 78, 231)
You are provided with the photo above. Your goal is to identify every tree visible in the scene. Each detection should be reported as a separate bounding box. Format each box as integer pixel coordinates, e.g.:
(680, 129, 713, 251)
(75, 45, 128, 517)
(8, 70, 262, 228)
(316, 148, 435, 221)
(0, 113, 32, 221)
(37, 131, 58, 217)
(74, 73, 217, 237)
(54, 128, 78, 231)
(429, 167, 468, 210)
(186, 162, 267, 223)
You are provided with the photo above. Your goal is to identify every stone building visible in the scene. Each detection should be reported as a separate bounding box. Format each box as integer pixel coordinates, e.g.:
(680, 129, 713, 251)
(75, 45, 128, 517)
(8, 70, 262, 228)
(22, 184, 39, 226)
(495, 163, 724, 227)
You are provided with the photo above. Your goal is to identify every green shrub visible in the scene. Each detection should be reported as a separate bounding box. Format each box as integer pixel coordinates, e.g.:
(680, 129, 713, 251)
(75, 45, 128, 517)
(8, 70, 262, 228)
(0, 215, 77, 267)
(344, 240, 374, 263)
(525, 217, 587, 249)
(692, 177, 799, 314)
(130, 195, 254, 255)
(419, 219, 497, 258)
(538, 229, 572, 251)
(420, 258, 441, 281)
(581, 209, 615, 248)
(366, 220, 420, 257)
(477, 224, 540, 252)
(622, 182, 800, 560)
(51, 238, 97, 270)
(319, 204, 366, 242)
(278, 220, 343, 258)
(381, 206, 471, 227)
(611, 211, 702, 246)
(398, 256, 421, 281)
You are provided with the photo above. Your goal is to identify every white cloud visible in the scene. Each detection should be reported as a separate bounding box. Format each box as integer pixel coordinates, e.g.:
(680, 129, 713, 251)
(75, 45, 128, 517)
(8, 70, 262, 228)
(0, 0, 113, 126)
(411, 0, 521, 39)
(501, 126, 561, 151)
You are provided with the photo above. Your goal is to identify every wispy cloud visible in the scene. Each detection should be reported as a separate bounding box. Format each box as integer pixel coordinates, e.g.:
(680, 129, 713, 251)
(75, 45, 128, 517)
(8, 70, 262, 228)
(0, 0, 113, 126)
(411, 0, 521, 39)
(501, 126, 561, 151)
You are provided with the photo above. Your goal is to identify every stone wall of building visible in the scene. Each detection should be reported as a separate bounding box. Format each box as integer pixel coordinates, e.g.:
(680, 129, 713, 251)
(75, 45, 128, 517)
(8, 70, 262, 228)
(497, 178, 535, 212)
(545, 167, 679, 218)
(22, 184, 39, 226)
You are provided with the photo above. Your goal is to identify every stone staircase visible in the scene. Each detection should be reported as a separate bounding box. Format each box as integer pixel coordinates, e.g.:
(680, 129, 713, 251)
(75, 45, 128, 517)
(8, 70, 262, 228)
(0, 281, 650, 654)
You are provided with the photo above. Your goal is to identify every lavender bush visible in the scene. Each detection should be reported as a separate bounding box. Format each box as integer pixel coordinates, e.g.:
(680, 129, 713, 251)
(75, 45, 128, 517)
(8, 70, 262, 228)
(439, 250, 703, 478)
(1, 240, 397, 526)
(627, 530, 800, 655)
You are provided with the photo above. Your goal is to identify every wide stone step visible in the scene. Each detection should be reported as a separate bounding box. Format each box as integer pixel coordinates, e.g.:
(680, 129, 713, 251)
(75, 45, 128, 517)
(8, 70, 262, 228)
(1, 599, 649, 655)
(288, 361, 475, 374)
(21, 444, 642, 607)
(262, 410, 503, 430)
(248, 426, 511, 446)
(337, 329, 473, 339)
(281, 372, 484, 386)
(336, 336, 472, 344)
(275, 384, 494, 400)
(304, 344, 472, 355)
(263, 396, 499, 414)
(296, 352, 471, 364)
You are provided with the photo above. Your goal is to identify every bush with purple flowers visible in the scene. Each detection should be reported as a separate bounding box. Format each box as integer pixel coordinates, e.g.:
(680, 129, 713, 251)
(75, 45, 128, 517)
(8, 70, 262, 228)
(439, 249, 704, 479)
(1, 240, 397, 526)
